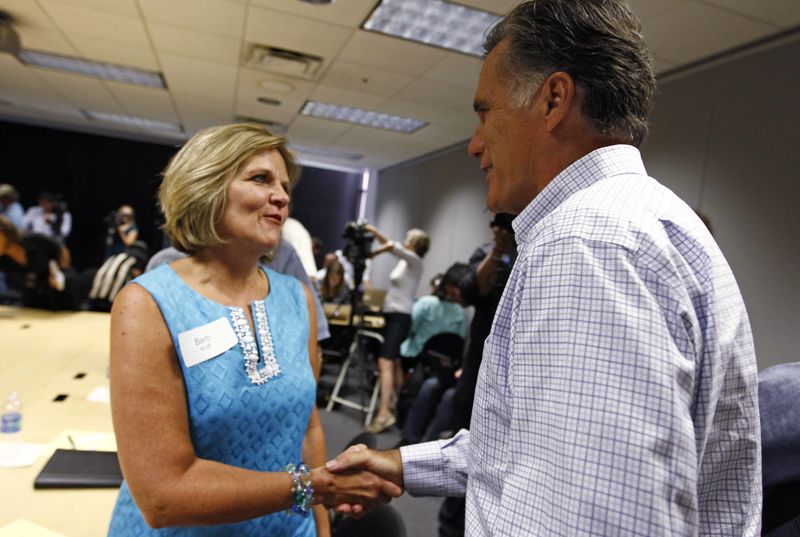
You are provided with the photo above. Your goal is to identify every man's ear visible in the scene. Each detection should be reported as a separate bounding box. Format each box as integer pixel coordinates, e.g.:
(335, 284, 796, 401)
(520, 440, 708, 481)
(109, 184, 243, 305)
(541, 71, 576, 132)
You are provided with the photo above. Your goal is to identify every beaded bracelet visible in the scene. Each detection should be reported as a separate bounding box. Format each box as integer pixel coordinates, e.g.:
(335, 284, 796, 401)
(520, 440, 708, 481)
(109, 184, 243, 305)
(284, 461, 314, 517)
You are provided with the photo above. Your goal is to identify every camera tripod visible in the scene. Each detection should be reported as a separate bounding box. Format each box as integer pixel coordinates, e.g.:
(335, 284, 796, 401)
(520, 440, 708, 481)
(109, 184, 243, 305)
(324, 260, 384, 426)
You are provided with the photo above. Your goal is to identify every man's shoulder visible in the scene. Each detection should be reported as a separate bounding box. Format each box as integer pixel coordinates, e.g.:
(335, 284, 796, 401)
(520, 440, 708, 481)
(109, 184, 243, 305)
(530, 175, 675, 251)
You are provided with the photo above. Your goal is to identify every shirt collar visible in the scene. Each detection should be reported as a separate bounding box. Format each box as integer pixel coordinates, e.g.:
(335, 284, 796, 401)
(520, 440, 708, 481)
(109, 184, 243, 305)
(512, 144, 647, 243)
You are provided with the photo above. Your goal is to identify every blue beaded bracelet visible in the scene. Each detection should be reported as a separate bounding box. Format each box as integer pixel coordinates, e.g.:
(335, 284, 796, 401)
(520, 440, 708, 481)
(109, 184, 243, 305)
(284, 461, 314, 517)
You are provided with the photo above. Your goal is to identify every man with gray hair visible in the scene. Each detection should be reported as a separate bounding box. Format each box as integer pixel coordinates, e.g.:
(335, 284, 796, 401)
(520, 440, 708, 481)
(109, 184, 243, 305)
(326, 1, 761, 535)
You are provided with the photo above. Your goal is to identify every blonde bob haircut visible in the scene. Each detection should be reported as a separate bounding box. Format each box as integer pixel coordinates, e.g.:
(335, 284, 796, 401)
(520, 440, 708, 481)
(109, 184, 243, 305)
(159, 123, 300, 254)
(405, 228, 430, 258)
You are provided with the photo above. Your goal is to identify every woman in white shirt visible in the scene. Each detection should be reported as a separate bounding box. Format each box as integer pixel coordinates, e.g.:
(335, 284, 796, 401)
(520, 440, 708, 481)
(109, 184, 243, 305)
(362, 224, 430, 433)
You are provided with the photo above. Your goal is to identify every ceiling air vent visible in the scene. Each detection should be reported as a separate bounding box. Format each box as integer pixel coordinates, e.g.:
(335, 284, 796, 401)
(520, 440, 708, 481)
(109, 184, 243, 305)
(244, 44, 323, 81)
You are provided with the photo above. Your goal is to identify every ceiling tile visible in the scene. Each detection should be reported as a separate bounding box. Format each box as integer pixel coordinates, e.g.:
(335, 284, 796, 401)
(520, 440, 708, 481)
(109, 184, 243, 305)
(172, 92, 234, 134)
(411, 123, 470, 146)
(106, 82, 178, 123)
(378, 98, 477, 131)
(0, 55, 72, 108)
(34, 70, 125, 113)
(320, 61, 413, 97)
(628, 0, 691, 23)
(148, 23, 241, 65)
(701, 0, 800, 27)
(16, 28, 76, 55)
(395, 78, 474, 112)
(138, 0, 245, 37)
(309, 85, 388, 111)
(643, 1, 777, 64)
(158, 53, 237, 101)
(333, 125, 433, 153)
(40, 0, 140, 18)
(338, 30, 447, 77)
(71, 36, 159, 71)
(245, 6, 353, 60)
(286, 115, 351, 146)
(0, 0, 58, 31)
(249, 0, 376, 27)
(652, 54, 678, 75)
(39, 1, 150, 48)
(422, 53, 482, 89)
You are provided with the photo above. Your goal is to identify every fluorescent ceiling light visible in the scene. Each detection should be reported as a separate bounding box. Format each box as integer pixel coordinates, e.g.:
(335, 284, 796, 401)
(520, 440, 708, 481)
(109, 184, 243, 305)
(291, 144, 363, 162)
(83, 110, 181, 132)
(301, 100, 427, 133)
(18, 50, 165, 88)
(362, 0, 500, 57)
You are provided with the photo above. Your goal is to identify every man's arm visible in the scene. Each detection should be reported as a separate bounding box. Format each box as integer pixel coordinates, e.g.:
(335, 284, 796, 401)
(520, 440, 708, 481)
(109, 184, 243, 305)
(327, 429, 471, 514)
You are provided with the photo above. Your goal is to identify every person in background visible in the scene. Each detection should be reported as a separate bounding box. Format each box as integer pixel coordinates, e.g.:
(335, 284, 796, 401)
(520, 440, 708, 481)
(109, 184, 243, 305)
(23, 191, 72, 243)
(0, 184, 24, 230)
(328, 1, 761, 535)
(362, 224, 430, 434)
(106, 123, 398, 536)
(396, 262, 469, 447)
(105, 204, 139, 258)
(317, 258, 351, 305)
(0, 215, 75, 309)
(282, 216, 317, 278)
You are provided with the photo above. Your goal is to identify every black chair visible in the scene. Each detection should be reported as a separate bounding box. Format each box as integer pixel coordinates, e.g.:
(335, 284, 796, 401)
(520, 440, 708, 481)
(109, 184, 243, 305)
(332, 504, 406, 537)
(759, 362, 800, 536)
(343, 431, 378, 451)
(417, 332, 465, 387)
(397, 332, 464, 428)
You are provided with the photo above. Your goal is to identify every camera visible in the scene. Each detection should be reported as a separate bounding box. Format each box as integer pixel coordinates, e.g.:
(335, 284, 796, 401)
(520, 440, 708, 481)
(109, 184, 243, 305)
(103, 211, 123, 228)
(342, 221, 374, 266)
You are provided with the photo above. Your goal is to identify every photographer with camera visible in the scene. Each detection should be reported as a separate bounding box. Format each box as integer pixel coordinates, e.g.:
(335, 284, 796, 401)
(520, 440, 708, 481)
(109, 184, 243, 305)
(23, 192, 72, 244)
(361, 223, 430, 434)
(104, 204, 139, 258)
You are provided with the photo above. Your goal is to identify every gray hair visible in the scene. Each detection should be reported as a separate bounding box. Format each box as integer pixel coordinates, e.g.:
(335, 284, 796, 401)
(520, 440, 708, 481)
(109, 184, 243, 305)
(484, 0, 655, 147)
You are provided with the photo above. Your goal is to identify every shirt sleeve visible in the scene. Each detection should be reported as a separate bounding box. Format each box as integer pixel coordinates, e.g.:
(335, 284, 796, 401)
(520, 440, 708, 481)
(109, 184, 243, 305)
(61, 211, 72, 238)
(493, 236, 703, 536)
(390, 242, 420, 266)
(400, 429, 470, 497)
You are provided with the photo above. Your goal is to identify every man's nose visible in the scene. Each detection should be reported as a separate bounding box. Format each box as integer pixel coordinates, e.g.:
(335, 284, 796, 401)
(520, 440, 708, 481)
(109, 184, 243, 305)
(468, 127, 484, 158)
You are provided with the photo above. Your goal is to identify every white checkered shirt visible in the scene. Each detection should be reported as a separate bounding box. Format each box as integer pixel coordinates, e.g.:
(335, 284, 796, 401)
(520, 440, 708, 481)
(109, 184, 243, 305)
(400, 145, 761, 536)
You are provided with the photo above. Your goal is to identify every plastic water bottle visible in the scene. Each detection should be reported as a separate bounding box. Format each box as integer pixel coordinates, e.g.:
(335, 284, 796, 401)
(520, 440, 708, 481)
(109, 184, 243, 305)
(0, 392, 22, 438)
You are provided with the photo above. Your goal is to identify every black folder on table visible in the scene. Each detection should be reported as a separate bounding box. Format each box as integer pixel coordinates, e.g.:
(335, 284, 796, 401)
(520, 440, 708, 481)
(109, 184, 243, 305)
(34, 449, 123, 489)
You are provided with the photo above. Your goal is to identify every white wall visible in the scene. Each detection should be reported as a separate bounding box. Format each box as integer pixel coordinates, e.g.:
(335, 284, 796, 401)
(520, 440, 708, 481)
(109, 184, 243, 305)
(643, 37, 800, 369)
(369, 145, 491, 293)
(369, 37, 800, 370)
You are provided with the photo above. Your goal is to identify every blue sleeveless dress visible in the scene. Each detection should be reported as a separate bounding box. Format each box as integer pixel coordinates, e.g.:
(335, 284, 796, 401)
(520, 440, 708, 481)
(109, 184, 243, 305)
(107, 264, 316, 536)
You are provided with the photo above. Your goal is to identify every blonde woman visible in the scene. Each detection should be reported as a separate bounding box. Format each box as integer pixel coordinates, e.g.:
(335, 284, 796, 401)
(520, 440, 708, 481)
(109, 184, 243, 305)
(362, 224, 430, 433)
(107, 124, 399, 536)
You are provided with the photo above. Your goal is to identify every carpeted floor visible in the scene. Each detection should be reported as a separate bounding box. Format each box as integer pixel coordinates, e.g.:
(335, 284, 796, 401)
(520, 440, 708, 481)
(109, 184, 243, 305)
(318, 355, 445, 537)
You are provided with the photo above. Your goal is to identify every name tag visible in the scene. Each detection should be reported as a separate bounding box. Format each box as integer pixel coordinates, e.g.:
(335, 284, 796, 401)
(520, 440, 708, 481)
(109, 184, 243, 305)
(177, 317, 238, 368)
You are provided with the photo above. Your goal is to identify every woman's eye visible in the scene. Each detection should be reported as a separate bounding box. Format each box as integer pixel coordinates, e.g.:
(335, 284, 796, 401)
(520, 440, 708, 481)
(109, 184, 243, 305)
(252, 174, 268, 183)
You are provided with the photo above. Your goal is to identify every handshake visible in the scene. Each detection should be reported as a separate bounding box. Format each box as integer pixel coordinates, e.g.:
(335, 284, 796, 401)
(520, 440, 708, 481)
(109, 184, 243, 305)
(311, 444, 404, 516)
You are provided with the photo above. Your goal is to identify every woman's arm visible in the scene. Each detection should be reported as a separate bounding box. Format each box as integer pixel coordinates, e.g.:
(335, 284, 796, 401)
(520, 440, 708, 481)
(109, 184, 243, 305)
(363, 224, 394, 258)
(300, 284, 331, 537)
